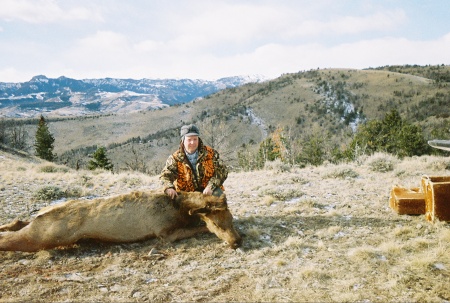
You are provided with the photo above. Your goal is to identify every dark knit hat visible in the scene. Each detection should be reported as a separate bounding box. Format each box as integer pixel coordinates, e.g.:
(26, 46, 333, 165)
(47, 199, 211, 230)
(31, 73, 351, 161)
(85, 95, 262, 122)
(180, 124, 200, 138)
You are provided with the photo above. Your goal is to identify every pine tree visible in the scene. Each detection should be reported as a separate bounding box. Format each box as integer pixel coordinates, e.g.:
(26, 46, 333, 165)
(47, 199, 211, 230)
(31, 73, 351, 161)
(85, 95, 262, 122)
(300, 134, 325, 166)
(88, 146, 114, 171)
(34, 115, 55, 161)
(349, 109, 429, 159)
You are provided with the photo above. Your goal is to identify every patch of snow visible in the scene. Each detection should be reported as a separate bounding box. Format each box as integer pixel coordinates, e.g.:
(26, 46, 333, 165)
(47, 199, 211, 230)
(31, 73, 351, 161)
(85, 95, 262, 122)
(285, 197, 301, 204)
(378, 255, 387, 262)
(50, 198, 67, 205)
(246, 107, 268, 138)
(334, 231, 346, 239)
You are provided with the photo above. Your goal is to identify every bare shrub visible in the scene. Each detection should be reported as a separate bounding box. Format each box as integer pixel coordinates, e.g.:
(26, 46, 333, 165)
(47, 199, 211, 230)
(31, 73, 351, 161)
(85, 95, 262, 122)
(365, 152, 397, 172)
(261, 188, 304, 201)
(324, 166, 359, 179)
(65, 186, 84, 198)
(262, 195, 275, 206)
(264, 159, 291, 172)
(33, 186, 66, 201)
(79, 174, 94, 187)
(427, 158, 450, 171)
(38, 164, 69, 173)
(120, 176, 143, 186)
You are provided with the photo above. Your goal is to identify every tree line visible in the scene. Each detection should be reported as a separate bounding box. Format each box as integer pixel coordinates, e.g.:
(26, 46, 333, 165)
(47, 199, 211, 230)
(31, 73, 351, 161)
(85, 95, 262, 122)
(1, 109, 448, 174)
(1, 115, 114, 171)
(237, 109, 448, 171)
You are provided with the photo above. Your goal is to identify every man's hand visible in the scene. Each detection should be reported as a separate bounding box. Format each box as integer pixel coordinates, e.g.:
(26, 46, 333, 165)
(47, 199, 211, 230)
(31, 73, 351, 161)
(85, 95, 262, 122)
(203, 186, 213, 196)
(165, 188, 178, 199)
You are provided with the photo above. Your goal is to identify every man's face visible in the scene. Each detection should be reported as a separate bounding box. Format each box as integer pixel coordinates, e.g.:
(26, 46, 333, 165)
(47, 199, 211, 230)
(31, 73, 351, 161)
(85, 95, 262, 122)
(184, 135, 199, 154)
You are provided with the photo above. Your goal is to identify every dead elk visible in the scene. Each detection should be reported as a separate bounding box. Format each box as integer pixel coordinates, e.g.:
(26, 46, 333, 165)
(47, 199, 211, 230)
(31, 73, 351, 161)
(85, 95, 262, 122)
(0, 191, 242, 252)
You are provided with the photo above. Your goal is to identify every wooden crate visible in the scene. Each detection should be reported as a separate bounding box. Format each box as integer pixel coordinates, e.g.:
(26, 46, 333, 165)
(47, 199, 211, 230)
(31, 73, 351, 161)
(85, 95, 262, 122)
(389, 186, 425, 215)
(421, 176, 450, 222)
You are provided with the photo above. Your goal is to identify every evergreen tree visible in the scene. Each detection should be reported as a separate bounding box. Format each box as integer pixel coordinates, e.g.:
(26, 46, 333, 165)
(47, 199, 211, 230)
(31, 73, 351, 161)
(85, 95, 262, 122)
(88, 146, 114, 171)
(34, 115, 55, 161)
(300, 134, 325, 166)
(256, 137, 277, 167)
(348, 109, 430, 159)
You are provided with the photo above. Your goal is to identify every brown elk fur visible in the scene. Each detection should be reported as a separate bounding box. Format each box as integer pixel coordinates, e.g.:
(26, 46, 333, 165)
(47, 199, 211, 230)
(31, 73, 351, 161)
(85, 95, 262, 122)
(0, 190, 242, 252)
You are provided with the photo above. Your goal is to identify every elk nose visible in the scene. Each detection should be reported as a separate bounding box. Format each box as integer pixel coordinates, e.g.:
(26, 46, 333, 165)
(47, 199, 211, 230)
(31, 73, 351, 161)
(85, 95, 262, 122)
(230, 237, 243, 249)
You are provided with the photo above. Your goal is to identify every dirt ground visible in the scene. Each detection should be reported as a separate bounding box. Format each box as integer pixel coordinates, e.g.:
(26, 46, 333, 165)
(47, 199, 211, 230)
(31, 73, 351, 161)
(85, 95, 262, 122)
(1, 150, 449, 302)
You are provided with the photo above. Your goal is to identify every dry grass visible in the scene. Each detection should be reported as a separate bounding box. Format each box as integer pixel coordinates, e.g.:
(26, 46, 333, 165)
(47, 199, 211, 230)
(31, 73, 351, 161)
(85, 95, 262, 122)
(0, 150, 449, 302)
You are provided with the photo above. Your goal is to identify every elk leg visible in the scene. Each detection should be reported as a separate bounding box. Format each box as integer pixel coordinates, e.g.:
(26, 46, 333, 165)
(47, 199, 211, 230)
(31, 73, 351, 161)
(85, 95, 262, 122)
(0, 220, 79, 252)
(0, 219, 30, 232)
(0, 230, 47, 252)
(162, 226, 209, 243)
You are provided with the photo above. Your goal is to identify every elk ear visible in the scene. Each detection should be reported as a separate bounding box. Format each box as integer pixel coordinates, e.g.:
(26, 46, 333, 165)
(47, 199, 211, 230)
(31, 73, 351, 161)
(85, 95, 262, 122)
(189, 207, 210, 215)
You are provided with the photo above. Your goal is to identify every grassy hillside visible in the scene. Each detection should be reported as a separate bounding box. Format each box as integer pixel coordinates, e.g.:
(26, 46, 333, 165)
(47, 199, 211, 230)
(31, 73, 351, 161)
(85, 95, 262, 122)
(1, 149, 449, 302)
(3, 65, 449, 173)
(371, 64, 450, 84)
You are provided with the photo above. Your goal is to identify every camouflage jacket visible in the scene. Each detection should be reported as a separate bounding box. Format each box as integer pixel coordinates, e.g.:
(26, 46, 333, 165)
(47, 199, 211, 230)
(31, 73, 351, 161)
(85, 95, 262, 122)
(160, 139, 228, 192)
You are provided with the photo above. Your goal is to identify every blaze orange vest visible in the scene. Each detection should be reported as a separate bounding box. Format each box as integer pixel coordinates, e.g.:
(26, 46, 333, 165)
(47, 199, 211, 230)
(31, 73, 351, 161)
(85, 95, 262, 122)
(174, 145, 222, 192)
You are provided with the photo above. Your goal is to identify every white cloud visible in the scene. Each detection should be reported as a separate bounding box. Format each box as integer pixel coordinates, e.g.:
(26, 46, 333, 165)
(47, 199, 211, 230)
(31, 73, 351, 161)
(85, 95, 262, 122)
(172, 3, 286, 45)
(282, 9, 407, 38)
(16, 30, 448, 82)
(141, 2, 408, 56)
(328, 10, 407, 34)
(133, 40, 166, 53)
(173, 34, 447, 79)
(62, 31, 133, 75)
(323, 33, 450, 69)
(0, 67, 26, 83)
(0, 0, 103, 23)
(0, 1, 448, 82)
(76, 31, 128, 51)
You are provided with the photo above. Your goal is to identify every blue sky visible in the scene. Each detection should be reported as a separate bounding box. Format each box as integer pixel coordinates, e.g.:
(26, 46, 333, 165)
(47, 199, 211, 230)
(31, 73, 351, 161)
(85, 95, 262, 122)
(0, 0, 449, 82)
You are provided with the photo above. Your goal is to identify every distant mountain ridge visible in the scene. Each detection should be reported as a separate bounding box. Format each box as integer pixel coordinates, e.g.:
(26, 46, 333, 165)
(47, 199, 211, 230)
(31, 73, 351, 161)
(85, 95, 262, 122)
(0, 75, 267, 117)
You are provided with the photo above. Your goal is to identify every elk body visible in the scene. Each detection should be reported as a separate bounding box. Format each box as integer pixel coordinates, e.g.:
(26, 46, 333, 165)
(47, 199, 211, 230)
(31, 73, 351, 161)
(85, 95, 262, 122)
(0, 190, 242, 252)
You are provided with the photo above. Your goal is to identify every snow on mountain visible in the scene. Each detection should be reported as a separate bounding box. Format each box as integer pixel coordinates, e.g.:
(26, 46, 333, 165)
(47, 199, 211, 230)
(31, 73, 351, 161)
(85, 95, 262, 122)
(0, 75, 264, 117)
